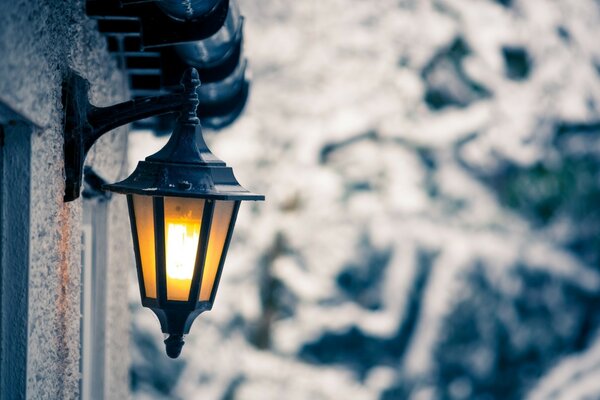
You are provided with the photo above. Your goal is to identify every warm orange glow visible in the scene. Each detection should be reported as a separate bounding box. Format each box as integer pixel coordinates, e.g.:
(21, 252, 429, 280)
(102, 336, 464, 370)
(132, 196, 234, 303)
(200, 201, 235, 301)
(164, 197, 204, 301)
(133, 195, 157, 299)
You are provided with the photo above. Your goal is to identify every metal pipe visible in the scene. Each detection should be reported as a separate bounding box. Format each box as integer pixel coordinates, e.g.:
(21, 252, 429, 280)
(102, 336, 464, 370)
(175, 0, 241, 68)
(156, 0, 222, 21)
(198, 58, 246, 103)
(199, 60, 249, 129)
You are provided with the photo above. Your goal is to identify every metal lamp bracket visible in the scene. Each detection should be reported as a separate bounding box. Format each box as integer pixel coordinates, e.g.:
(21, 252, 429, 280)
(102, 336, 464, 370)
(61, 68, 200, 202)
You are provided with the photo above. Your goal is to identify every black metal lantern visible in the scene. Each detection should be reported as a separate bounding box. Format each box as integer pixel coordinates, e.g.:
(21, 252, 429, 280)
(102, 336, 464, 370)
(102, 69, 263, 358)
(62, 67, 263, 358)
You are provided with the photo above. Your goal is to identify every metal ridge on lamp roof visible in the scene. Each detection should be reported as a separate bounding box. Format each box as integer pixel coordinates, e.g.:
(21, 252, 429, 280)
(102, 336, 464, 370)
(103, 68, 264, 201)
(104, 159, 264, 200)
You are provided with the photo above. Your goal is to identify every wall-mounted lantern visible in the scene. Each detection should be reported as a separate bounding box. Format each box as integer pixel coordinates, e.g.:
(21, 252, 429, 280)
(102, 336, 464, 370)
(63, 68, 264, 357)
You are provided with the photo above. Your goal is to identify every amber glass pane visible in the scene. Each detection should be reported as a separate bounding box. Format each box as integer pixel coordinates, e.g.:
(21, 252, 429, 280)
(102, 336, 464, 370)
(132, 195, 157, 299)
(200, 201, 235, 301)
(164, 197, 205, 301)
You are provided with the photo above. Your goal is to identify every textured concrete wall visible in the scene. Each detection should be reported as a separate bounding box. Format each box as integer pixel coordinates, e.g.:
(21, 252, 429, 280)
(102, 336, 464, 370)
(0, 1, 131, 398)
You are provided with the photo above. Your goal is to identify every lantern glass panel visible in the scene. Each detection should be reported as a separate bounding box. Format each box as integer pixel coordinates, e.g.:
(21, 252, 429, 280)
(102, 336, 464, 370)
(164, 197, 205, 301)
(200, 200, 235, 301)
(132, 194, 157, 299)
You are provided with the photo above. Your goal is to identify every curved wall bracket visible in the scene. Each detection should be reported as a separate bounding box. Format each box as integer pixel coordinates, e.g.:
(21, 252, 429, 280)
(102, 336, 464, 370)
(62, 68, 199, 202)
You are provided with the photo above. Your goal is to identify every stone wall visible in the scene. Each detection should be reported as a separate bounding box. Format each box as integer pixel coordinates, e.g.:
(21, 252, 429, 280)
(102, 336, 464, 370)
(0, 0, 130, 398)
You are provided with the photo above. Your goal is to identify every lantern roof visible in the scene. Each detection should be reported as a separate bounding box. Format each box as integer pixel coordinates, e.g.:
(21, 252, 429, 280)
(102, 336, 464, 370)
(104, 69, 264, 201)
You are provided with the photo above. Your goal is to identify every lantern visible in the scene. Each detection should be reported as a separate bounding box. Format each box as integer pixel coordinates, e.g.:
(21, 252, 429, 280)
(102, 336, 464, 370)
(103, 69, 263, 358)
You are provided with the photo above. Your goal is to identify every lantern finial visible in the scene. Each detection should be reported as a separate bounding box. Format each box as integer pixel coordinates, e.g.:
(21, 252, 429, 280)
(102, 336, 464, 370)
(178, 68, 200, 125)
(164, 334, 185, 359)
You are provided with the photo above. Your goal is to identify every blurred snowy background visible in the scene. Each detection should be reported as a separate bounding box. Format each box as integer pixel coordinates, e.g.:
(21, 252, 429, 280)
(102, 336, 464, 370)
(128, 0, 600, 399)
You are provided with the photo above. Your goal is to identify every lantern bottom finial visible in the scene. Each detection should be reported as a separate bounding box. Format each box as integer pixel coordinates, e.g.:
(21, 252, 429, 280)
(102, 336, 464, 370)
(164, 334, 185, 358)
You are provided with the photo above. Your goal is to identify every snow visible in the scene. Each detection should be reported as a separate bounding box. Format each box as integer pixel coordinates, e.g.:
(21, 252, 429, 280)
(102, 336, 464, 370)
(129, 0, 600, 398)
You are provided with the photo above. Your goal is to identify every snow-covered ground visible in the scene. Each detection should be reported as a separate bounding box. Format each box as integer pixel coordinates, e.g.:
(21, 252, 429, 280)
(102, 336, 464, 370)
(129, 1, 600, 399)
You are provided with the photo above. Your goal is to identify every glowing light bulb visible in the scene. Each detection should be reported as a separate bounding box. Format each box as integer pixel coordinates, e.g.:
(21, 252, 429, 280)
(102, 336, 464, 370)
(165, 219, 200, 300)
